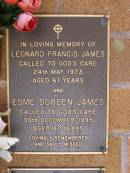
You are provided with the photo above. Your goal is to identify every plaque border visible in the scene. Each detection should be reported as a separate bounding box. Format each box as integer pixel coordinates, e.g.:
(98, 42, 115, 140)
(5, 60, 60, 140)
(8, 168, 106, 173)
(7, 15, 110, 155)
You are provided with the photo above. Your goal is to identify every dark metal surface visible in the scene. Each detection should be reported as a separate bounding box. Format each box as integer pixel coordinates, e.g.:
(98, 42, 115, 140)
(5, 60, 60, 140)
(9, 16, 108, 153)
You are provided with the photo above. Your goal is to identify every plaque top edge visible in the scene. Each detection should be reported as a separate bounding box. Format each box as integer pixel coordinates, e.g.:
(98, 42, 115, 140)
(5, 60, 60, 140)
(36, 14, 110, 18)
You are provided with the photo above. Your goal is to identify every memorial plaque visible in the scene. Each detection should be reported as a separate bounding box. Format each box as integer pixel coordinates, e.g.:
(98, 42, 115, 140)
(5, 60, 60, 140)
(8, 168, 105, 173)
(8, 15, 109, 153)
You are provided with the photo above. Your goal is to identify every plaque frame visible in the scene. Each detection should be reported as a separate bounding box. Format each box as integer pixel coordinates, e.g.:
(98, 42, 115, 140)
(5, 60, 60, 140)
(8, 168, 106, 173)
(7, 15, 110, 155)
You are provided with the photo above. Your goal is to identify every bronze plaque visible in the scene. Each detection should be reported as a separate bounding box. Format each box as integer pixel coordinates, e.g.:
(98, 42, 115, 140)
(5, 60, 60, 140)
(8, 169, 105, 173)
(8, 15, 109, 153)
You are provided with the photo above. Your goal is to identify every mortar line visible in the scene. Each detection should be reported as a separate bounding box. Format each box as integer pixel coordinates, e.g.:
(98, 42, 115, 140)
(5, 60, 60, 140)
(110, 131, 130, 136)
(111, 31, 130, 39)
(55, 0, 62, 14)
(121, 136, 128, 173)
(110, 131, 129, 173)
(110, 82, 130, 89)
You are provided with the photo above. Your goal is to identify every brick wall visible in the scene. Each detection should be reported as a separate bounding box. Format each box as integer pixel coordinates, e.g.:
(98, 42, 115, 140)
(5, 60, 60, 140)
(0, 0, 130, 173)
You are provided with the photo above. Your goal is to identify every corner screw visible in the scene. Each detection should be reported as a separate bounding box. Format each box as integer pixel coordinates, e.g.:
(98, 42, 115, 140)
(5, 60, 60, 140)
(101, 15, 108, 26)
(98, 171, 104, 173)
(9, 144, 17, 153)
(100, 146, 108, 153)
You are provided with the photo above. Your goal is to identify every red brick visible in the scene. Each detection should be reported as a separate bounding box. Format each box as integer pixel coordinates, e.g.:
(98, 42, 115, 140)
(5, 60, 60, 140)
(62, 0, 130, 31)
